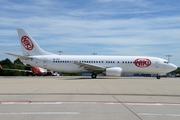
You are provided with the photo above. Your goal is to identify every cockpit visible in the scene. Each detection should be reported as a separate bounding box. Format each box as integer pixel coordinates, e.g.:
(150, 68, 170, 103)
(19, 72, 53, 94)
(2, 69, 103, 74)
(164, 61, 169, 64)
(162, 60, 177, 72)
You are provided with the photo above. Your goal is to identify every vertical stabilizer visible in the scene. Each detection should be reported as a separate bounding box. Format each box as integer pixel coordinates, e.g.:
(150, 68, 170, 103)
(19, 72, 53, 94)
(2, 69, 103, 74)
(17, 28, 54, 56)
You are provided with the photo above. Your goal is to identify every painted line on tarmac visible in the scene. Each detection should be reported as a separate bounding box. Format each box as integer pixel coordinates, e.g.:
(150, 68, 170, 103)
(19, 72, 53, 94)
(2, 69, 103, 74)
(0, 102, 63, 104)
(1, 101, 180, 105)
(138, 113, 180, 117)
(0, 93, 180, 97)
(124, 103, 180, 106)
(0, 112, 79, 115)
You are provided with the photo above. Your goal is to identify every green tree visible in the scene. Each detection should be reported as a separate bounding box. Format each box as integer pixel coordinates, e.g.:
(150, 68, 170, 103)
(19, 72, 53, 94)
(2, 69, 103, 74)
(173, 67, 180, 74)
(0, 58, 26, 76)
(0, 58, 13, 68)
(14, 58, 25, 70)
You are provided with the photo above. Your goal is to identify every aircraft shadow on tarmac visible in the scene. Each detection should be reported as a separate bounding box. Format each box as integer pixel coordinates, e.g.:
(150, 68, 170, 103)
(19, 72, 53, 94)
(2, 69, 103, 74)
(60, 76, 154, 80)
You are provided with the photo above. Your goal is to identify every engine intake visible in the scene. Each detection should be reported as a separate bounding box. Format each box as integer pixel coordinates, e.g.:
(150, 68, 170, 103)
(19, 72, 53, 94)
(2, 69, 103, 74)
(104, 67, 122, 76)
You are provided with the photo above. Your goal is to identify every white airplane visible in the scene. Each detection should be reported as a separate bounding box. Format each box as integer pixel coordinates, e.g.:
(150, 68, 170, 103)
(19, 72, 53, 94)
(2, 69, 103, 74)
(29, 66, 54, 76)
(29, 66, 48, 76)
(0, 64, 49, 76)
(6, 28, 177, 79)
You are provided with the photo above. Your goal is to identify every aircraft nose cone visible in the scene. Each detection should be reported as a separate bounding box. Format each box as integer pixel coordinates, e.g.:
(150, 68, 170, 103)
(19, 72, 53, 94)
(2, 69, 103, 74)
(174, 65, 177, 70)
(171, 64, 177, 71)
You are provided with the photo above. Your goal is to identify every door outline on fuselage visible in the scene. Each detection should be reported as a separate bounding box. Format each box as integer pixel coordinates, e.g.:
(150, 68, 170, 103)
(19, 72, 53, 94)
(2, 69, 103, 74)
(43, 58, 48, 68)
(155, 60, 159, 68)
(163, 64, 166, 70)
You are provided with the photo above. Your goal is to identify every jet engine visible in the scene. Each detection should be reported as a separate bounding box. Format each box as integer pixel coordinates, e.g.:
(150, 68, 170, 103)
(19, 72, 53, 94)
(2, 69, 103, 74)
(104, 67, 122, 76)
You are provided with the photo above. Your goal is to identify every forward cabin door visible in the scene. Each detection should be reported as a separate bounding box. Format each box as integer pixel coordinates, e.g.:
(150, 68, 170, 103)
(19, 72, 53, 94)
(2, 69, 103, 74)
(155, 60, 159, 68)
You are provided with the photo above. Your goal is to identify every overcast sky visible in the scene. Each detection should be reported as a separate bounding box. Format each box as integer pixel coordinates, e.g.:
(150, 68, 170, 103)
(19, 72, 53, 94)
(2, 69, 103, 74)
(0, 0, 180, 66)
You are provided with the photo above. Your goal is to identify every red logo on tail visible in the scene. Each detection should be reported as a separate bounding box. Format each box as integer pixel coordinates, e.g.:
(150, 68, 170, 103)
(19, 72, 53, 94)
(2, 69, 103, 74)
(21, 36, 34, 51)
(134, 58, 151, 68)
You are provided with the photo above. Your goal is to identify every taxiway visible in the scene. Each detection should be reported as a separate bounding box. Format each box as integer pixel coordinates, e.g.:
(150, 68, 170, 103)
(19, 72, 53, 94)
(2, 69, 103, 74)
(0, 76, 180, 120)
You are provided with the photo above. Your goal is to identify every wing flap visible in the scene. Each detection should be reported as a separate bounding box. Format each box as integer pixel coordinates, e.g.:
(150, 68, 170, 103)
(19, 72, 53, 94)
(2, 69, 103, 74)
(74, 61, 105, 71)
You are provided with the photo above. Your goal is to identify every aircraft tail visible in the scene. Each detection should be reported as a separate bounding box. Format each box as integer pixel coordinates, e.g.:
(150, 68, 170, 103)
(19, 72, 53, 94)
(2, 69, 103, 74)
(17, 28, 54, 56)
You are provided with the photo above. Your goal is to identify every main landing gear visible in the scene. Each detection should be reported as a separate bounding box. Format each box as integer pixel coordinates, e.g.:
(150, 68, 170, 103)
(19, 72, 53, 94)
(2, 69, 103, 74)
(156, 75, 161, 79)
(91, 73, 97, 79)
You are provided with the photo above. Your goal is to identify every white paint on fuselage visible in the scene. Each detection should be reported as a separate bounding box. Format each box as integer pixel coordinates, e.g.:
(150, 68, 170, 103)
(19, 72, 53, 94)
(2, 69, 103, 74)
(20, 55, 176, 75)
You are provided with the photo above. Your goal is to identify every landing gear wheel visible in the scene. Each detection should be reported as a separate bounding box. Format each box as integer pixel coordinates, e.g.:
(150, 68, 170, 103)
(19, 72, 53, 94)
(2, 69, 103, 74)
(91, 73, 97, 79)
(156, 76, 161, 79)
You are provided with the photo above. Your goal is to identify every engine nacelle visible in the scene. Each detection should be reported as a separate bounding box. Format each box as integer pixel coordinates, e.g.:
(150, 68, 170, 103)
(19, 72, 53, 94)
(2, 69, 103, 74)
(104, 67, 122, 76)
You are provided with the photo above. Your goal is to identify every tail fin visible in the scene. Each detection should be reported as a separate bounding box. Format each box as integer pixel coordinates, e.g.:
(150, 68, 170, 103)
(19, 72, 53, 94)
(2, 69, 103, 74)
(17, 28, 54, 56)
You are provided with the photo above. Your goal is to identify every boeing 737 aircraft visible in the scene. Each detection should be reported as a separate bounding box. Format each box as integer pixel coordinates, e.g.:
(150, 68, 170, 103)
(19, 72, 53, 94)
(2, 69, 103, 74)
(6, 29, 177, 79)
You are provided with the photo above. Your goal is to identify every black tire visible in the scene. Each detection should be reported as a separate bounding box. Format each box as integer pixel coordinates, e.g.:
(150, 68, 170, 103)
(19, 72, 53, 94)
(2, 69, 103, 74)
(156, 76, 161, 79)
(91, 74, 97, 78)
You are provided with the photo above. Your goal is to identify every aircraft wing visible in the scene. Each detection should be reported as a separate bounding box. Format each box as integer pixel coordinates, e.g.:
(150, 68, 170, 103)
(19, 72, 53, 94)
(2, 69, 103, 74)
(1, 68, 32, 72)
(5, 53, 32, 60)
(74, 61, 105, 71)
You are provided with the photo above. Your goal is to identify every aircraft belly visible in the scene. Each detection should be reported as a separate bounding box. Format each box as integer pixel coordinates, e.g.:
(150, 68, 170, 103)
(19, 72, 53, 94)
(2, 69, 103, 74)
(122, 65, 159, 74)
(48, 63, 82, 73)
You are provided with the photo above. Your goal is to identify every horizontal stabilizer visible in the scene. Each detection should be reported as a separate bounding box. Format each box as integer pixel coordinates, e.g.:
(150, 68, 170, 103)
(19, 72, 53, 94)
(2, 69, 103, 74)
(5, 53, 32, 59)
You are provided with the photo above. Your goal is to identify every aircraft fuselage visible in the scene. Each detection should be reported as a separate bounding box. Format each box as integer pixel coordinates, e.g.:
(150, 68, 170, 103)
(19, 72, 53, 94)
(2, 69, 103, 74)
(21, 55, 176, 75)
